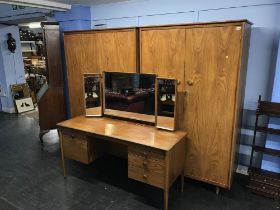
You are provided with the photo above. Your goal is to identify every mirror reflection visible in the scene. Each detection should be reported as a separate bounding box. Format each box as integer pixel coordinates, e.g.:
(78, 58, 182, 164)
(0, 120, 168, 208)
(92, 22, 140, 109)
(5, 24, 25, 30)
(83, 73, 102, 117)
(103, 72, 156, 123)
(156, 78, 177, 131)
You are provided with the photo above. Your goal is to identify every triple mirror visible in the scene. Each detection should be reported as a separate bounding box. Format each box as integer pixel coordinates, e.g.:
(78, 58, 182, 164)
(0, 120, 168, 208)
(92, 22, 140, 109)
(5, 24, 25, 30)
(83, 73, 102, 117)
(82, 72, 177, 131)
(155, 78, 177, 131)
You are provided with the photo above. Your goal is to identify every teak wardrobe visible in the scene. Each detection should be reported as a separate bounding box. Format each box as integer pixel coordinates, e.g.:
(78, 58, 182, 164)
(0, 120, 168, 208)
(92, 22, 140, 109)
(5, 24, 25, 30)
(63, 20, 252, 189)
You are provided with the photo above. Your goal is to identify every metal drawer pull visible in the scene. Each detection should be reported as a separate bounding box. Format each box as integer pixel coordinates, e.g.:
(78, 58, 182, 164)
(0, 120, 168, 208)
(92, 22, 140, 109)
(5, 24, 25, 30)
(143, 162, 148, 167)
(263, 179, 267, 182)
(262, 186, 266, 190)
(143, 174, 148, 179)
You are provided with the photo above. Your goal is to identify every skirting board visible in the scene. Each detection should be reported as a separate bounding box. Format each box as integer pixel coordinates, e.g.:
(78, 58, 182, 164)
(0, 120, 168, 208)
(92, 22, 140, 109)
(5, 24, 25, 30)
(1, 107, 15, 113)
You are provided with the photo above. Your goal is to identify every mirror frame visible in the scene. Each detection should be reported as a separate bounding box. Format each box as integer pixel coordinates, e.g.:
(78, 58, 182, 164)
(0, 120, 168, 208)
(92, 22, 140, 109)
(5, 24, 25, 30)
(83, 73, 103, 117)
(155, 77, 177, 131)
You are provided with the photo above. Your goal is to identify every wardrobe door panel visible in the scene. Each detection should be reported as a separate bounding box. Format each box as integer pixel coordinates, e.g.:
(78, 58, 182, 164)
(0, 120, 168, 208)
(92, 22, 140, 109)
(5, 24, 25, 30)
(184, 26, 242, 187)
(140, 28, 185, 91)
(140, 28, 186, 129)
(95, 30, 137, 73)
(64, 33, 96, 117)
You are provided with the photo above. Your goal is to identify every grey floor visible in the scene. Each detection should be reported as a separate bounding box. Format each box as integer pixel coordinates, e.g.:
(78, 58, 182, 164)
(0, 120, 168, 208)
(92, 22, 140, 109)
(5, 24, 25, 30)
(0, 112, 279, 210)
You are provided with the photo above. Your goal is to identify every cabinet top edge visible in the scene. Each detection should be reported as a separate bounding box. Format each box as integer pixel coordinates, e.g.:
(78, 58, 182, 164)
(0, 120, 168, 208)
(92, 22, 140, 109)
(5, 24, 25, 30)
(63, 19, 252, 35)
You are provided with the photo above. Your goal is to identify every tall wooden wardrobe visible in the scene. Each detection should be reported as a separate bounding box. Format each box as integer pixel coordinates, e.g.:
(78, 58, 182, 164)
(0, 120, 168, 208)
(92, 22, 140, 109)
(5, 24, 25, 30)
(140, 20, 251, 189)
(38, 23, 66, 132)
(63, 20, 251, 189)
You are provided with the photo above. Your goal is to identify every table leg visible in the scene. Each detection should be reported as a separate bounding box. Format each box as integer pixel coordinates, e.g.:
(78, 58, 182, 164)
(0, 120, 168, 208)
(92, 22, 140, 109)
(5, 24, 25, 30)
(59, 131, 66, 178)
(181, 169, 185, 193)
(164, 188, 169, 210)
(216, 186, 220, 195)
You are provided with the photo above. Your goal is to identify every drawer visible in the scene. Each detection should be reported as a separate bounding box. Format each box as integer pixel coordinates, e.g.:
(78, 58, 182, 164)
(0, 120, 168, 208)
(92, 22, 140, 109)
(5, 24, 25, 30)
(128, 146, 165, 162)
(128, 146, 165, 189)
(61, 131, 94, 164)
(128, 165, 165, 189)
(128, 152, 165, 175)
(250, 173, 280, 188)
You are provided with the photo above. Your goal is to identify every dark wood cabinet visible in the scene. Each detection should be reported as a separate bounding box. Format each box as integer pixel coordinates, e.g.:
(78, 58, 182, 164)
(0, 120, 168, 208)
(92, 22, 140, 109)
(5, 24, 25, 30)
(38, 23, 66, 131)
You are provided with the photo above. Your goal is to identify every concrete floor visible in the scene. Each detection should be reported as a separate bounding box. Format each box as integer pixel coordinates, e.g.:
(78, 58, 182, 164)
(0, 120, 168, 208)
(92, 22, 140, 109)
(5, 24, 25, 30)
(0, 112, 279, 210)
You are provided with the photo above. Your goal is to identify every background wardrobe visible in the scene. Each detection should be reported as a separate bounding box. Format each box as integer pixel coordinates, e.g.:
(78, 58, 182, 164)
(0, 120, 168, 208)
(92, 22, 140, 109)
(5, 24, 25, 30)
(38, 23, 66, 137)
(63, 20, 251, 189)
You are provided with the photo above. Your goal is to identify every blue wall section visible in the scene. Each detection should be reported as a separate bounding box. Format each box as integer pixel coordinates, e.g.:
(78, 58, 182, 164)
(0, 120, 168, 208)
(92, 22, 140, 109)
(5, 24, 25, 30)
(55, 5, 91, 31)
(90, 0, 280, 173)
(0, 25, 25, 113)
(272, 41, 280, 102)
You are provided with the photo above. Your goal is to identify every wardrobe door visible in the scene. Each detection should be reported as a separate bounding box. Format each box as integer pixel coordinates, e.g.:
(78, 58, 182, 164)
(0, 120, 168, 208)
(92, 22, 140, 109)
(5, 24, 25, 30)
(184, 25, 242, 188)
(64, 33, 96, 117)
(95, 29, 137, 73)
(140, 28, 186, 128)
(140, 28, 185, 89)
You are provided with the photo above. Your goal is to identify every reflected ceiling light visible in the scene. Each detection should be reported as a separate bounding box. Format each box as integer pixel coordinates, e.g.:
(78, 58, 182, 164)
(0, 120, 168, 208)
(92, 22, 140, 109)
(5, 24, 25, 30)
(29, 22, 41, 28)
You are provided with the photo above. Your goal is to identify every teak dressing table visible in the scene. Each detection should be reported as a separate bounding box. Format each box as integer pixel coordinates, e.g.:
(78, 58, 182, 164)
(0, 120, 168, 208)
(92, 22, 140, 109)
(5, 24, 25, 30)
(57, 116, 187, 210)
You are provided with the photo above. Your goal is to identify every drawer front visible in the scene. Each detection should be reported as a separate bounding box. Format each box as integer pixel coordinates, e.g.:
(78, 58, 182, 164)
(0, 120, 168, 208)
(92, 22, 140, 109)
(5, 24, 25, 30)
(128, 165, 165, 188)
(250, 173, 280, 188)
(62, 132, 91, 164)
(128, 151, 165, 175)
(128, 146, 165, 162)
(128, 146, 165, 188)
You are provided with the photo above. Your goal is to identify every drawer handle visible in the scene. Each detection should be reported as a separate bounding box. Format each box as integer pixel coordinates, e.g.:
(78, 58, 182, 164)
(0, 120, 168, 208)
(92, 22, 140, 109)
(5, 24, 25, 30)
(143, 174, 148, 179)
(262, 186, 266, 190)
(264, 179, 267, 182)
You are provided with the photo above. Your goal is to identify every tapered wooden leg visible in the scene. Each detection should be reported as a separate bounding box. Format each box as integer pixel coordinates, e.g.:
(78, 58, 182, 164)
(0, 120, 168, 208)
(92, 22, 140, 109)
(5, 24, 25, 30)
(164, 188, 169, 210)
(59, 131, 66, 178)
(181, 170, 185, 193)
(216, 186, 220, 195)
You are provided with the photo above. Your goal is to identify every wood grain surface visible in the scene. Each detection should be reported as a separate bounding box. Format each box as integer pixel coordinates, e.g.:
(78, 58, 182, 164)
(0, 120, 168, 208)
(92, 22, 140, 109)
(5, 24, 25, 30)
(140, 28, 185, 91)
(64, 29, 137, 117)
(140, 28, 186, 131)
(184, 25, 242, 187)
(57, 116, 186, 151)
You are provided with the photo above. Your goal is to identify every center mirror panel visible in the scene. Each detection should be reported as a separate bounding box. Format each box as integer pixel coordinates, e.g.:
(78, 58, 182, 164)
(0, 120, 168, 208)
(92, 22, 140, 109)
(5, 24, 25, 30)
(103, 72, 156, 123)
(83, 73, 102, 117)
(156, 78, 177, 131)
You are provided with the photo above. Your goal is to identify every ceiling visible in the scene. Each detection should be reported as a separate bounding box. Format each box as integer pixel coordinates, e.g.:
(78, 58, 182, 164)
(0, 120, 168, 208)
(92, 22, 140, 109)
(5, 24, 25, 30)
(47, 0, 131, 6)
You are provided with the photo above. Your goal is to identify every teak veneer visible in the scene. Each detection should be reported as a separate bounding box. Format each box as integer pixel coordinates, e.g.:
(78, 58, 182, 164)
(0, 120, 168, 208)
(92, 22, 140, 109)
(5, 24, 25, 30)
(63, 19, 252, 190)
(57, 116, 187, 210)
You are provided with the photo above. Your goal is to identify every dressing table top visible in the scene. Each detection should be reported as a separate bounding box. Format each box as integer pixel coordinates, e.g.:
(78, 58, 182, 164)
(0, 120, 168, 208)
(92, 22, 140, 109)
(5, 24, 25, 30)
(57, 116, 187, 151)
